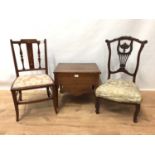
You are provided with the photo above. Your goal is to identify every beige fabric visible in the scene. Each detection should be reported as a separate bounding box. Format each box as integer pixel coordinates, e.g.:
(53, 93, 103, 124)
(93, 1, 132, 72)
(12, 74, 53, 89)
(95, 79, 142, 103)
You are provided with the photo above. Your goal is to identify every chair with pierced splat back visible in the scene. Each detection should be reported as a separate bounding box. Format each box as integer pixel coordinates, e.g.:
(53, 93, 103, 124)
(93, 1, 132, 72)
(95, 36, 147, 123)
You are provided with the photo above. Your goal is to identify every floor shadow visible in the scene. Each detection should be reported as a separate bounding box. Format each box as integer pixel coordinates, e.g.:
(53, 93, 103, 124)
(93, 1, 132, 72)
(19, 101, 52, 121)
(58, 92, 95, 110)
(99, 99, 134, 114)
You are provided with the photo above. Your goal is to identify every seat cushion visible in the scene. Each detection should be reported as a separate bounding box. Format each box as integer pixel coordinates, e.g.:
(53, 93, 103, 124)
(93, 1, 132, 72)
(12, 74, 53, 89)
(95, 79, 142, 103)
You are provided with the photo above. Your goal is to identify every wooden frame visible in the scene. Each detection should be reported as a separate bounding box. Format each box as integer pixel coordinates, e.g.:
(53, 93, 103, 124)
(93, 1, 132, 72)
(95, 36, 147, 123)
(54, 63, 101, 109)
(10, 39, 58, 121)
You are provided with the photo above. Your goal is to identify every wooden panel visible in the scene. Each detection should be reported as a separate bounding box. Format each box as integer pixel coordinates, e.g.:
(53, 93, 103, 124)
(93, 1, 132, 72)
(54, 63, 101, 96)
(54, 63, 101, 73)
(62, 84, 94, 95)
(57, 73, 99, 85)
(26, 43, 34, 69)
(56, 73, 99, 95)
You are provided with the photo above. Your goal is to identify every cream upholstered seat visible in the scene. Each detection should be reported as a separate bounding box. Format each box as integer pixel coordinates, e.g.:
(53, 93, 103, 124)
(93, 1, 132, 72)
(12, 74, 53, 89)
(95, 36, 147, 123)
(95, 79, 142, 103)
(10, 39, 57, 121)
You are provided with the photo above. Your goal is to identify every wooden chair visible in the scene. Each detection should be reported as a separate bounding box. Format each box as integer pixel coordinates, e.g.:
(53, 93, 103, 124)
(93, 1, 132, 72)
(10, 39, 58, 121)
(95, 36, 147, 123)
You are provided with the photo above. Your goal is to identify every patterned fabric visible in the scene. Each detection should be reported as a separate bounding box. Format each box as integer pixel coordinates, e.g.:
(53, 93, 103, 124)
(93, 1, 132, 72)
(95, 79, 142, 103)
(12, 74, 53, 89)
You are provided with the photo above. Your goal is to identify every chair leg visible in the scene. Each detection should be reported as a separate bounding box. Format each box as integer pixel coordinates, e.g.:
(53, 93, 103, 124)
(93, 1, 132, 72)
(11, 90, 19, 121)
(60, 85, 64, 93)
(95, 97, 100, 114)
(133, 104, 140, 123)
(51, 85, 58, 114)
(46, 87, 50, 97)
(19, 90, 22, 101)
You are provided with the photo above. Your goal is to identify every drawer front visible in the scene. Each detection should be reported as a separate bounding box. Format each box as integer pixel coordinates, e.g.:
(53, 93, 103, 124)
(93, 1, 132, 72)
(56, 73, 99, 85)
(55, 73, 100, 95)
(62, 84, 93, 95)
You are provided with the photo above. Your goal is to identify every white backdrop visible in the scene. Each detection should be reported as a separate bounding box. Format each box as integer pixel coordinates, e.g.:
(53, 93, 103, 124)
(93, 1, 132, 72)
(0, 1, 155, 90)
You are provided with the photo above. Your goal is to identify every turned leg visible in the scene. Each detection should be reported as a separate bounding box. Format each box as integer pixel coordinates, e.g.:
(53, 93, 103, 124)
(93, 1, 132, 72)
(133, 104, 140, 123)
(46, 87, 50, 97)
(11, 90, 19, 121)
(95, 97, 100, 114)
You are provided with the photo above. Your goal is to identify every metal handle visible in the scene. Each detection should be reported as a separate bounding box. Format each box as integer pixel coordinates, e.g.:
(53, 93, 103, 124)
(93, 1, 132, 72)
(74, 74, 79, 78)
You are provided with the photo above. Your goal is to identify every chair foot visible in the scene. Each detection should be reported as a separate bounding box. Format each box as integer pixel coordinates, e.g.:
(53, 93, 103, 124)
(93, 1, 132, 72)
(133, 104, 140, 123)
(16, 115, 19, 122)
(54, 108, 58, 114)
(11, 90, 19, 122)
(95, 97, 100, 114)
(53, 99, 58, 114)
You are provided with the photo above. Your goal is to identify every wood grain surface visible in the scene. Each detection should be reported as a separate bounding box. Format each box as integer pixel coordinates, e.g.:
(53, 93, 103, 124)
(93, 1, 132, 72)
(0, 90, 154, 134)
(54, 63, 101, 73)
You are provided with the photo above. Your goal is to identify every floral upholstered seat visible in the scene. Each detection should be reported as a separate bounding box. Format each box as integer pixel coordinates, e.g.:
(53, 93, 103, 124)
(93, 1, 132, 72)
(12, 74, 53, 89)
(95, 36, 147, 123)
(10, 39, 57, 122)
(95, 79, 142, 103)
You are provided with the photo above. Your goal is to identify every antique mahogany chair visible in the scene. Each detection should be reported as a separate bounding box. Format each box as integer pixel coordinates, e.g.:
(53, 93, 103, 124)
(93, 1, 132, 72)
(10, 39, 58, 121)
(95, 36, 147, 123)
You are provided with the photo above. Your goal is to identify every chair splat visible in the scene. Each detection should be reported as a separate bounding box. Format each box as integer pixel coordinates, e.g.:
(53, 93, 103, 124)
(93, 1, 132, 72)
(19, 43, 25, 70)
(37, 42, 41, 69)
(117, 40, 133, 69)
(25, 42, 34, 69)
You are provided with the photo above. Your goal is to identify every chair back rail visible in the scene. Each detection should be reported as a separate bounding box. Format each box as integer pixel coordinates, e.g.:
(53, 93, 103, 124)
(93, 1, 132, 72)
(10, 39, 48, 77)
(106, 36, 147, 82)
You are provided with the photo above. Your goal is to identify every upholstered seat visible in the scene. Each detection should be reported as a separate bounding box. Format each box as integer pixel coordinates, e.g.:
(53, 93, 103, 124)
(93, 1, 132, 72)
(95, 36, 147, 123)
(12, 74, 53, 89)
(10, 39, 57, 121)
(96, 79, 142, 103)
